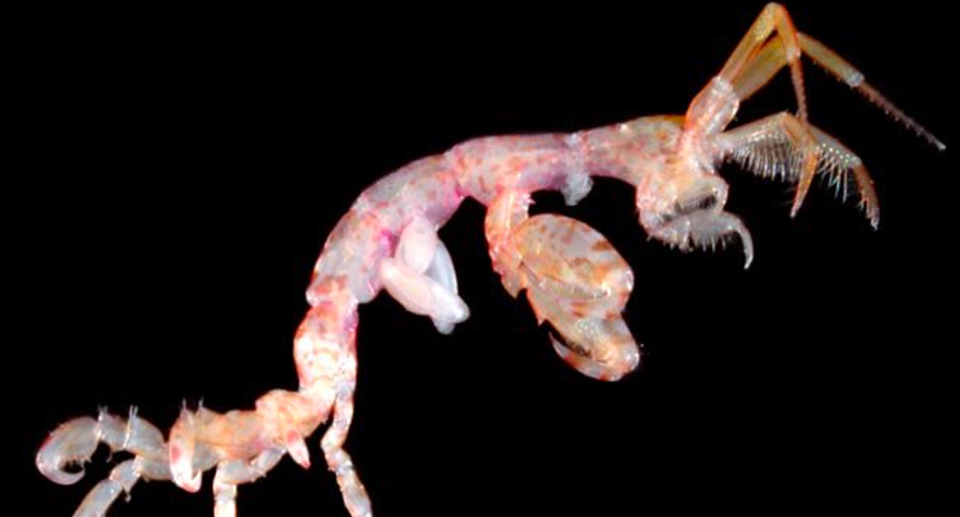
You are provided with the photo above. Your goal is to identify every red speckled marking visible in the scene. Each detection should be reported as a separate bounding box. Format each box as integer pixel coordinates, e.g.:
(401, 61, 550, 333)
(591, 240, 615, 252)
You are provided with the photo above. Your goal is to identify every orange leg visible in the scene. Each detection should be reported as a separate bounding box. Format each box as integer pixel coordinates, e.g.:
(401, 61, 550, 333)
(720, 3, 808, 118)
(683, 4, 820, 215)
(687, 3, 943, 219)
(730, 28, 945, 152)
(718, 112, 880, 228)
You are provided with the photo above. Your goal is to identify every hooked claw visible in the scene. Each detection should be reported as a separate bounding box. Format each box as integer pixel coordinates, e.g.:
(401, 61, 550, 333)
(651, 211, 755, 269)
(513, 214, 642, 381)
(36, 417, 100, 486)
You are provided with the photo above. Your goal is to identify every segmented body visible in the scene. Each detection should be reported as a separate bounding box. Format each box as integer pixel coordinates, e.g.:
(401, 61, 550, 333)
(308, 117, 676, 305)
(37, 5, 942, 517)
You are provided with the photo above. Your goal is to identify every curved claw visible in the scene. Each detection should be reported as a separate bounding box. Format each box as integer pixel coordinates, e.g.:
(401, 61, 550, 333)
(513, 214, 641, 381)
(652, 211, 755, 269)
(550, 334, 640, 381)
(36, 417, 99, 485)
(528, 282, 641, 381)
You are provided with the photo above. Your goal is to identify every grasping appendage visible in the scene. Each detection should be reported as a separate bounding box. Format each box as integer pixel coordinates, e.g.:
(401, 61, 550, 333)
(38, 4, 942, 516)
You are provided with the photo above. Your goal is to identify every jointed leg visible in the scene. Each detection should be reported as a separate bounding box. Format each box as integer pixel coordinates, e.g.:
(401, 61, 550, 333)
(212, 448, 286, 517)
(720, 3, 809, 120)
(648, 210, 756, 269)
(799, 34, 945, 150)
(73, 457, 171, 517)
(702, 5, 819, 214)
(718, 112, 880, 227)
(727, 21, 945, 150)
(320, 346, 372, 517)
(688, 3, 942, 222)
(37, 409, 172, 517)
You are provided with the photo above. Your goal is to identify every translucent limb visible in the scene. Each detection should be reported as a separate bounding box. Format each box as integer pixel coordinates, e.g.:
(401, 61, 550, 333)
(37, 409, 172, 517)
(212, 448, 285, 517)
(719, 112, 880, 227)
(719, 3, 809, 120)
(689, 3, 941, 224)
(320, 346, 372, 517)
(648, 211, 755, 270)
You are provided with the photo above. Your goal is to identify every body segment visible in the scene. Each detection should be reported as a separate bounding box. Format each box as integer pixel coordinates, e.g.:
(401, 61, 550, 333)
(38, 5, 942, 517)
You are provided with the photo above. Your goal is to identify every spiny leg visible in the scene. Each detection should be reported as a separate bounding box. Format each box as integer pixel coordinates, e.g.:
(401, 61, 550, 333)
(696, 4, 943, 217)
(320, 346, 372, 517)
(704, 4, 821, 213)
(718, 112, 880, 227)
(649, 210, 756, 269)
(799, 34, 945, 151)
(724, 33, 943, 215)
(212, 448, 286, 517)
(726, 13, 944, 150)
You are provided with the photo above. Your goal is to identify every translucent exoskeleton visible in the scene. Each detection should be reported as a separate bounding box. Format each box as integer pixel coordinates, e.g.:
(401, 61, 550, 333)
(37, 4, 943, 516)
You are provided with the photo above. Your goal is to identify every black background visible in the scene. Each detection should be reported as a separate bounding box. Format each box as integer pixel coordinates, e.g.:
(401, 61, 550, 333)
(16, 2, 955, 516)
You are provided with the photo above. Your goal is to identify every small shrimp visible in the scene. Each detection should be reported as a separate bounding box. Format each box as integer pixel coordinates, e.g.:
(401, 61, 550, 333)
(38, 4, 943, 517)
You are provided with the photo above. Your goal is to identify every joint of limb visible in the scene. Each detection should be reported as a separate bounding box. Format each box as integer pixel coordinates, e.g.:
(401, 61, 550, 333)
(213, 448, 286, 517)
(720, 3, 808, 120)
(718, 111, 879, 227)
(319, 349, 373, 517)
(713, 4, 943, 150)
(38, 409, 173, 517)
(798, 33, 945, 150)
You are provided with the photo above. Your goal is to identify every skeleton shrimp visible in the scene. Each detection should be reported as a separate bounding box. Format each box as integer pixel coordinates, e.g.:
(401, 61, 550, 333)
(37, 4, 944, 517)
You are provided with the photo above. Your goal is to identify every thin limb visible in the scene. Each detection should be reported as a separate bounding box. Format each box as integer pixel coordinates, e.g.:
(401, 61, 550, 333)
(73, 457, 174, 517)
(37, 409, 172, 517)
(800, 34, 945, 150)
(648, 210, 755, 269)
(728, 30, 945, 151)
(718, 112, 880, 227)
(703, 5, 817, 214)
(695, 4, 943, 217)
(212, 448, 286, 517)
(320, 346, 372, 517)
(720, 3, 809, 120)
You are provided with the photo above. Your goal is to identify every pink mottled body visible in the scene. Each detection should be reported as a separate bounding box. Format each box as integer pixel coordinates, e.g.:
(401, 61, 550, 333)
(37, 5, 942, 517)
